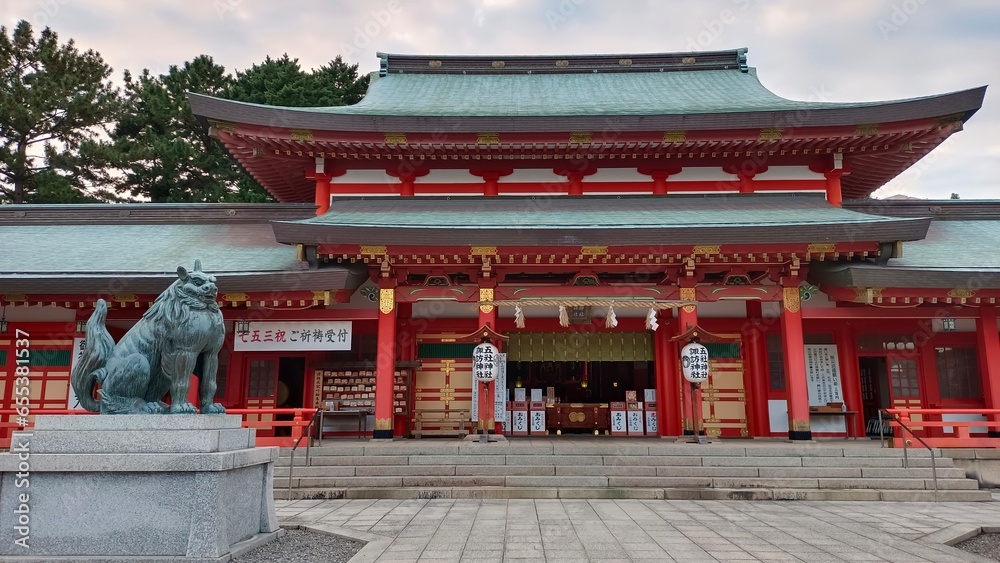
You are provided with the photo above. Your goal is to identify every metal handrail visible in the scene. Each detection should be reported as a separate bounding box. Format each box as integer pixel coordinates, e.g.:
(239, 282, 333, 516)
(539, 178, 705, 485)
(883, 410, 939, 503)
(286, 410, 322, 499)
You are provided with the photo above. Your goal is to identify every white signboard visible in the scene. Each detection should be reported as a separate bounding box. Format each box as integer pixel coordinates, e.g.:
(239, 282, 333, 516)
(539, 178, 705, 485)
(645, 411, 658, 435)
(67, 337, 87, 410)
(610, 410, 627, 433)
(511, 409, 528, 433)
(530, 409, 545, 433)
(234, 321, 352, 351)
(495, 354, 507, 423)
(627, 410, 644, 434)
(514, 388, 526, 402)
(805, 345, 844, 407)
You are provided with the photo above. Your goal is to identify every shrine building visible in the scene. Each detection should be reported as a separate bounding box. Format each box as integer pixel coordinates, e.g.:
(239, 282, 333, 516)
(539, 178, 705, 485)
(0, 48, 995, 445)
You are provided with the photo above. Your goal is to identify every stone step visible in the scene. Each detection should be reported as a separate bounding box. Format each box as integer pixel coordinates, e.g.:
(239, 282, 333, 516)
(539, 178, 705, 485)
(273, 486, 992, 502)
(280, 474, 977, 491)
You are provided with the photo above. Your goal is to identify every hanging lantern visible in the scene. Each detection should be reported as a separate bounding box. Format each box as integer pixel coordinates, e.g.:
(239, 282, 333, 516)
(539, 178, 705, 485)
(514, 305, 525, 329)
(680, 341, 710, 383)
(645, 308, 659, 331)
(472, 341, 499, 382)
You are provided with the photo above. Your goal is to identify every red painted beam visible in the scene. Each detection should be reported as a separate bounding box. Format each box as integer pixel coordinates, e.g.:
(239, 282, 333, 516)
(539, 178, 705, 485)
(802, 306, 978, 319)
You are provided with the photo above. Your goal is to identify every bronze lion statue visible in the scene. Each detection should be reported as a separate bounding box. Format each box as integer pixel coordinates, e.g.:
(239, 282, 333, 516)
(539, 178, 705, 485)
(71, 260, 226, 414)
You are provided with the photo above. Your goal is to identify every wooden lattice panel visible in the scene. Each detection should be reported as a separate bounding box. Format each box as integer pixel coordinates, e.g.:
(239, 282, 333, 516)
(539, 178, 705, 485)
(701, 359, 748, 438)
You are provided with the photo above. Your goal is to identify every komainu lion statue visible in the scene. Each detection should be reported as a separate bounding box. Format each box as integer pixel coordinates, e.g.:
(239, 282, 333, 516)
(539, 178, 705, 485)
(71, 260, 226, 414)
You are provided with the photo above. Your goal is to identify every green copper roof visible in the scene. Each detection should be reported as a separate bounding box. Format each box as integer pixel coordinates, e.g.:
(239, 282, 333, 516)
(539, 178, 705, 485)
(271, 193, 930, 247)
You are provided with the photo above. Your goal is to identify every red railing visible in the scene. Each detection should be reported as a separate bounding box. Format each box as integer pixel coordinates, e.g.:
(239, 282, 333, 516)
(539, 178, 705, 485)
(887, 408, 1000, 448)
(0, 408, 317, 449)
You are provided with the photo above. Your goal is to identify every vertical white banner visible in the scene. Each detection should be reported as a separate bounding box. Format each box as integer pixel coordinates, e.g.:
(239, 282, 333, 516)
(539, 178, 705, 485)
(494, 354, 507, 423)
(67, 337, 86, 410)
(471, 371, 479, 422)
(645, 411, 658, 435)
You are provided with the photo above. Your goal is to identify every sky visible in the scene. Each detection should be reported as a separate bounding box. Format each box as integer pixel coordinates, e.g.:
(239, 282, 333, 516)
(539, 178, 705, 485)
(3, 0, 998, 200)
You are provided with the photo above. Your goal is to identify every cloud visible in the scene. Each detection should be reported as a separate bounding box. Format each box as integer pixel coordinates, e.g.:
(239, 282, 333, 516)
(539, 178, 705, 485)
(1, 0, 996, 198)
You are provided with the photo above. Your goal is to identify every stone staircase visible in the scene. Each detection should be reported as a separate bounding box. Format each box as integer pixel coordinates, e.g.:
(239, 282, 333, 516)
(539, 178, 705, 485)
(273, 439, 991, 501)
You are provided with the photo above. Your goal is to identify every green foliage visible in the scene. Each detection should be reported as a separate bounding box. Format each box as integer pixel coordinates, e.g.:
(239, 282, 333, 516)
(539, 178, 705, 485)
(3, 19, 369, 204)
(227, 54, 367, 107)
(951, 193, 960, 200)
(112, 54, 368, 203)
(0, 20, 120, 204)
(109, 55, 268, 202)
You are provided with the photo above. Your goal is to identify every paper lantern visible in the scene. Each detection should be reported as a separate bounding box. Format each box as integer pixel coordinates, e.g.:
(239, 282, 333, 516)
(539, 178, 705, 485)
(473, 342, 499, 382)
(680, 342, 710, 383)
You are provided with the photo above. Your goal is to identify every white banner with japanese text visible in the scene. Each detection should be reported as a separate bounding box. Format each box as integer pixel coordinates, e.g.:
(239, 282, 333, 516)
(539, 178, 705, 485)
(805, 344, 844, 407)
(234, 321, 352, 351)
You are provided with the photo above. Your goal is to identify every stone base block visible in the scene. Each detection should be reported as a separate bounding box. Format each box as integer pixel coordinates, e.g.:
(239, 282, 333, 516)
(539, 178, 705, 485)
(0, 415, 278, 560)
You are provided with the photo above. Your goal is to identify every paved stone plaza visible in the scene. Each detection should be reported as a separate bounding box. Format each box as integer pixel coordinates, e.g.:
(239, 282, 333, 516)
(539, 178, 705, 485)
(276, 498, 1000, 562)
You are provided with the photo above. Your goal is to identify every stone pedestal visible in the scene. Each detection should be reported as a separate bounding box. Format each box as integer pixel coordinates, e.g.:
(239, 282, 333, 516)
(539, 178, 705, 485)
(0, 415, 279, 562)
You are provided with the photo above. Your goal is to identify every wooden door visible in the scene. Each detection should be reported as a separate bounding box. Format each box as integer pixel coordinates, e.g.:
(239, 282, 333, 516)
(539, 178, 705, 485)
(245, 358, 278, 436)
(859, 357, 883, 422)
(701, 341, 748, 438)
(888, 356, 923, 428)
(413, 335, 475, 436)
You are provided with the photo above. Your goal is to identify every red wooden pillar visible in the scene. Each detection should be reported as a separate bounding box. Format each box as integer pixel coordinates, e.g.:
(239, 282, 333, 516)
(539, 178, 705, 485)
(678, 287, 698, 434)
(638, 166, 681, 195)
(374, 285, 397, 439)
(836, 324, 864, 438)
(478, 287, 498, 434)
(744, 301, 771, 437)
(825, 170, 844, 207)
(395, 302, 414, 437)
(977, 306, 1000, 436)
(654, 317, 680, 436)
(313, 174, 331, 215)
(781, 286, 811, 440)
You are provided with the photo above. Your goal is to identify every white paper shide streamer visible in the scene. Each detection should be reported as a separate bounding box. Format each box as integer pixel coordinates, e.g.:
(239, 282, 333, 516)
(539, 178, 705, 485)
(514, 305, 525, 329)
(645, 307, 659, 331)
(558, 305, 569, 327)
(605, 303, 618, 328)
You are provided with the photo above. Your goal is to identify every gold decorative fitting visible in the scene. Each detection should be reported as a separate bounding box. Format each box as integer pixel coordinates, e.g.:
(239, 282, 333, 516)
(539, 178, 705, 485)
(289, 129, 314, 141)
(758, 128, 783, 141)
(618, 58, 633, 66)
(379, 288, 395, 314)
(948, 289, 975, 298)
(897, 142, 914, 153)
(112, 294, 138, 303)
(663, 131, 686, 143)
(2, 294, 27, 302)
(692, 245, 721, 255)
(791, 420, 811, 432)
(360, 245, 387, 256)
(807, 243, 836, 254)
(491, 60, 506, 68)
(936, 112, 965, 128)
(783, 287, 801, 313)
(581, 246, 608, 255)
(679, 287, 697, 302)
(555, 59, 569, 68)
(428, 60, 442, 68)
(384, 132, 407, 145)
(855, 124, 879, 137)
(471, 246, 497, 255)
(207, 119, 237, 133)
(375, 418, 393, 430)
(569, 132, 592, 144)
(681, 57, 697, 65)
(476, 133, 500, 145)
(479, 288, 495, 314)
(221, 293, 249, 302)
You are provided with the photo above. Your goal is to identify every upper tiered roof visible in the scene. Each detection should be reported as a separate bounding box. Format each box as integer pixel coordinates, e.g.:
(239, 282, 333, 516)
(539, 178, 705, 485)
(190, 49, 986, 202)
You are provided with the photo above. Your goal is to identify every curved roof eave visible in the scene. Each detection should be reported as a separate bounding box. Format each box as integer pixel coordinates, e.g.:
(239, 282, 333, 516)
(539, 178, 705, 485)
(188, 85, 986, 134)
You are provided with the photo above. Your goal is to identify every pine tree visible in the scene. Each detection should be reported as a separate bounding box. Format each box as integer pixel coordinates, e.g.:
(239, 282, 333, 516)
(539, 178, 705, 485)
(0, 20, 120, 204)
